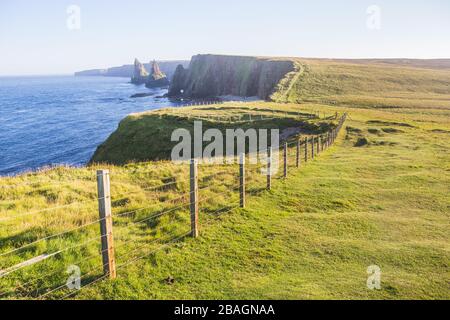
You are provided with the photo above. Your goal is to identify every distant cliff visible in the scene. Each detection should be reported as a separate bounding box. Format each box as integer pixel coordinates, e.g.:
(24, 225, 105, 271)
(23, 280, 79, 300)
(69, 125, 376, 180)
(168, 54, 295, 100)
(75, 60, 190, 80)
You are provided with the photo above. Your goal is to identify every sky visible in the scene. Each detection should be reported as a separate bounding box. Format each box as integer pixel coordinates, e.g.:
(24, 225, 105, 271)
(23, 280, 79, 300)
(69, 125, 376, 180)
(0, 0, 449, 75)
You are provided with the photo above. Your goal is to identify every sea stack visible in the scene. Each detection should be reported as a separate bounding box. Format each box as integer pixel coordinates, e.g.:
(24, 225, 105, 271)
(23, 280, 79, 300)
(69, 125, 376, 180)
(145, 60, 170, 88)
(131, 58, 149, 84)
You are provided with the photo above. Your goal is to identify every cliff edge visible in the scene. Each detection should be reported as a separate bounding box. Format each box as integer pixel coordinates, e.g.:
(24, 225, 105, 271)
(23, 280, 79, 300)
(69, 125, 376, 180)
(168, 54, 296, 100)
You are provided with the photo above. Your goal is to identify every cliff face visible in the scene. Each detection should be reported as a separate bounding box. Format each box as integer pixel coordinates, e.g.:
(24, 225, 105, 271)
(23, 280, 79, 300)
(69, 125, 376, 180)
(168, 54, 295, 100)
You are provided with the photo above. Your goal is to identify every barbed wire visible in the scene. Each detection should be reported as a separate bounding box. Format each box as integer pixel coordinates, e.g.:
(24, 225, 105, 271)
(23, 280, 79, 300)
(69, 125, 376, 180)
(110, 178, 190, 202)
(0, 198, 99, 224)
(122, 202, 190, 227)
(0, 233, 105, 279)
(0, 242, 105, 298)
(61, 230, 192, 300)
(0, 217, 105, 258)
(1, 112, 347, 299)
(113, 192, 190, 219)
(37, 259, 106, 299)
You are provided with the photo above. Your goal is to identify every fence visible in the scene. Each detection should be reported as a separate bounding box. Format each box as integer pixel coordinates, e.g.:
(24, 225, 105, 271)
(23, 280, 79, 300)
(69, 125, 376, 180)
(0, 113, 347, 299)
(169, 105, 336, 124)
(181, 100, 224, 107)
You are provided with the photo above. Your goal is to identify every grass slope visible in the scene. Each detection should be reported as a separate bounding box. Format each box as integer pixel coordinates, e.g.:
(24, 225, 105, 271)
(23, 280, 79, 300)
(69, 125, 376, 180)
(90, 103, 334, 164)
(1, 58, 449, 300)
(79, 103, 450, 299)
(272, 59, 450, 110)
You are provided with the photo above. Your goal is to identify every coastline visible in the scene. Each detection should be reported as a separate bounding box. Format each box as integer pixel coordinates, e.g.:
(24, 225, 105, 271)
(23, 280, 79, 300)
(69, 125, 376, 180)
(0, 76, 176, 177)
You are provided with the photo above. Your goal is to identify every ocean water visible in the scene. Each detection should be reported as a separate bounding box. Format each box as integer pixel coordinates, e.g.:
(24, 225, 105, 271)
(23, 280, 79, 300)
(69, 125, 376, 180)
(0, 76, 177, 176)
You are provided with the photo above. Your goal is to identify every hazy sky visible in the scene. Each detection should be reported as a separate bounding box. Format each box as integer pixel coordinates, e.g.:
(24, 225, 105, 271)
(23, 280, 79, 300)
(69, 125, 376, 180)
(1, 0, 449, 75)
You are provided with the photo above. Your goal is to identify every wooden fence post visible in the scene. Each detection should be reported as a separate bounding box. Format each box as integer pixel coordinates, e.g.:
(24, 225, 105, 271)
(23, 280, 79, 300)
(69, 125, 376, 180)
(190, 159, 199, 238)
(239, 153, 245, 208)
(97, 170, 116, 279)
(283, 142, 288, 178)
(267, 147, 272, 190)
(296, 139, 300, 168)
(311, 137, 315, 159)
(317, 136, 320, 154)
(304, 137, 308, 162)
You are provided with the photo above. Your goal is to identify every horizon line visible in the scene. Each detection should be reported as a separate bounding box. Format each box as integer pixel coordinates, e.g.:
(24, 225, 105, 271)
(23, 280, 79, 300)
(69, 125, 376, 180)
(2, 55, 450, 77)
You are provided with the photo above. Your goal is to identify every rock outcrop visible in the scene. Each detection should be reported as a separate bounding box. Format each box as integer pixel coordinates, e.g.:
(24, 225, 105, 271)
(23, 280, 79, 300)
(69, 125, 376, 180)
(168, 54, 295, 100)
(145, 60, 170, 88)
(75, 61, 190, 79)
(131, 58, 149, 84)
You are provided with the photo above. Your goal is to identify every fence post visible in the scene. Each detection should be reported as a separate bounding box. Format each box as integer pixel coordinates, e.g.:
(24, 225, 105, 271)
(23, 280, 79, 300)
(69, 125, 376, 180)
(311, 137, 315, 159)
(267, 147, 272, 190)
(239, 153, 245, 208)
(190, 159, 199, 238)
(296, 139, 300, 168)
(304, 137, 308, 162)
(317, 136, 320, 154)
(97, 170, 116, 279)
(283, 142, 288, 178)
(316, 137, 320, 155)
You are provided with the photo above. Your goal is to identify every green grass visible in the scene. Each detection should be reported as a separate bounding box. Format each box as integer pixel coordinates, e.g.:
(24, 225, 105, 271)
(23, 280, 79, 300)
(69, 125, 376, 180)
(1, 59, 449, 300)
(81, 104, 448, 300)
(272, 59, 450, 110)
(90, 103, 334, 164)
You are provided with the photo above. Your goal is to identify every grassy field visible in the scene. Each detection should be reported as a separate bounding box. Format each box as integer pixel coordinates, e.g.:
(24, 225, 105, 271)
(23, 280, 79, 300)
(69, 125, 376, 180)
(272, 59, 450, 110)
(78, 103, 450, 299)
(1, 59, 449, 300)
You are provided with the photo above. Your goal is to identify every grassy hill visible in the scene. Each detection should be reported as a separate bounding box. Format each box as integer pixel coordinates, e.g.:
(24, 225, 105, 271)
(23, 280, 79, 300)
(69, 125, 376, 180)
(90, 104, 334, 164)
(271, 58, 450, 110)
(1, 58, 449, 299)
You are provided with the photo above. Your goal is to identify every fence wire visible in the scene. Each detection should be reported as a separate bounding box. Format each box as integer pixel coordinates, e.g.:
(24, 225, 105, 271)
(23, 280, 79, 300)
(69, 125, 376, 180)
(0, 113, 347, 299)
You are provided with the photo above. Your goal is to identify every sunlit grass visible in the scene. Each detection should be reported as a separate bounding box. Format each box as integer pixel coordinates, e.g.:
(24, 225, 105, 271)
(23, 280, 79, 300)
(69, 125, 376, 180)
(1, 58, 449, 299)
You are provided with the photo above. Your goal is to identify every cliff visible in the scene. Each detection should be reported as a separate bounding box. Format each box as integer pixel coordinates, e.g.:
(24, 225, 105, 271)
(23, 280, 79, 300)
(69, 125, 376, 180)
(168, 54, 295, 100)
(75, 60, 190, 80)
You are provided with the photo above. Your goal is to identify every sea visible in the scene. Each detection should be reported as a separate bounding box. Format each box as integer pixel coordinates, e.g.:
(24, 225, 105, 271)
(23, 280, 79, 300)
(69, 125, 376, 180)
(0, 76, 178, 176)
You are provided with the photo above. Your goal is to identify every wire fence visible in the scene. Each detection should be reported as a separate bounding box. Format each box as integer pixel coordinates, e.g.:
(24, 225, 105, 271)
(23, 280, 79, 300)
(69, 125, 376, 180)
(178, 109, 336, 124)
(0, 113, 347, 300)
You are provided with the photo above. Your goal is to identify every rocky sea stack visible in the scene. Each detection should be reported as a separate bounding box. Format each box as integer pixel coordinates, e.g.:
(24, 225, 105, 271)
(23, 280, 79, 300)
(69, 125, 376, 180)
(131, 59, 170, 88)
(145, 60, 170, 88)
(131, 58, 149, 84)
(168, 54, 295, 100)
